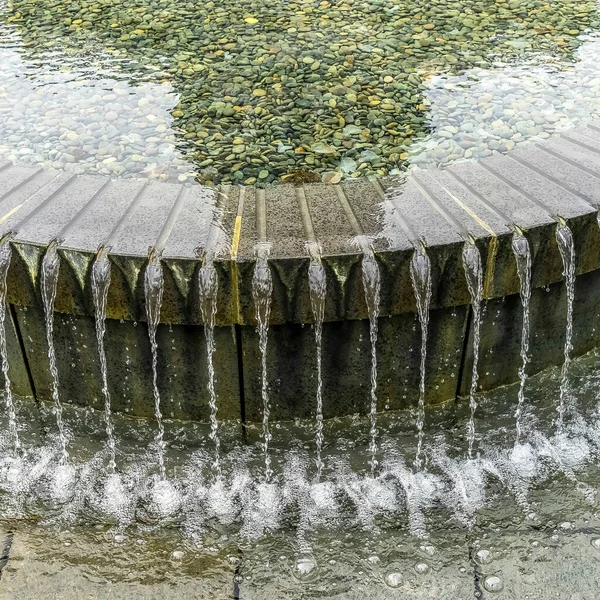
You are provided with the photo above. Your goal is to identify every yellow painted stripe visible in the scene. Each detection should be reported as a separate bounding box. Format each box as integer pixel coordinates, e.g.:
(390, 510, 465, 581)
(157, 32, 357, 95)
(231, 215, 242, 260)
(441, 186, 497, 238)
(0, 203, 23, 225)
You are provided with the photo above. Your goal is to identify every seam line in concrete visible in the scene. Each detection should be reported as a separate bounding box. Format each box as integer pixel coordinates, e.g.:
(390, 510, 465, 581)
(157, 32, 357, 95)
(411, 173, 470, 240)
(295, 185, 317, 244)
(235, 324, 246, 439)
(58, 178, 112, 241)
(9, 304, 37, 400)
(507, 152, 597, 208)
(334, 185, 363, 237)
(439, 184, 498, 237)
(455, 303, 473, 401)
(376, 180, 421, 248)
(11, 173, 77, 235)
(0, 167, 43, 205)
(532, 145, 600, 205)
(154, 185, 189, 254)
(255, 188, 267, 243)
(561, 132, 600, 157)
(104, 180, 150, 250)
(443, 168, 513, 229)
(478, 160, 559, 220)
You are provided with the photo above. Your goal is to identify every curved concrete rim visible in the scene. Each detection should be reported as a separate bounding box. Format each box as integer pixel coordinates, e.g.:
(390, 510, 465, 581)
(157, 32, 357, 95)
(1, 122, 600, 328)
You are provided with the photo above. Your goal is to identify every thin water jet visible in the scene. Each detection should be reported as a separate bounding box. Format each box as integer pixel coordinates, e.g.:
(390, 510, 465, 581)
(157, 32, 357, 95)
(555, 222, 576, 431)
(252, 242, 274, 482)
(198, 256, 221, 480)
(462, 241, 483, 460)
(144, 251, 166, 479)
(511, 233, 532, 445)
(410, 246, 432, 472)
(357, 238, 381, 475)
(0, 238, 19, 455)
(91, 248, 116, 473)
(307, 242, 326, 481)
(41, 242, 68, 463)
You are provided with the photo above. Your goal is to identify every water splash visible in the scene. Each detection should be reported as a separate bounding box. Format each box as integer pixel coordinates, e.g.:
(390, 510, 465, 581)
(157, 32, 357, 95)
(555, 223, 576, 431)
(307, 243, 327, 481)
(462, 241, 483, 460)
(512, 233, 532, 445)
(410, 247, 432, 471)
(359, 242, 381, 475)
(252, 242, 274, 482)
(198, 259, 221, 480)
(0, 239, 19, 455)
(144, 253, 166, 479)
(41, 243, 68, 463)
(91, 250, 116, 472)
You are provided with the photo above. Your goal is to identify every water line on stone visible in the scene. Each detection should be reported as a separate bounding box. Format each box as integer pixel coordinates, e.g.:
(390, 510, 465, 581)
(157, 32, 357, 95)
(307, 242, 326, 481)
(252, 242, 274, 482)
(462, 241, 483, 460)
(511, 233, 532, 446)
(410, 246, 432, 472)
(144, 251, 166, 479)
(199, 256, 221, 481)
(0, 238, 19, 455)
(41, 242, 68, 463)
(91, 249, 116, 473)
(555, 222, 576, 431)
(358, 240, 381, 476)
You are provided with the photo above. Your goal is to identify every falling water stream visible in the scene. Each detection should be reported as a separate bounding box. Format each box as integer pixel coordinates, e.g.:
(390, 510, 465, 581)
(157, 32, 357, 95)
(307, 242, 326, 481)
(556, 223, 576, 431)
(512, 233, 532, 446)
(91, 250, 116, 472)
(0, 239, 19, 455)
(198, 258, 221, 480)
(252, 242, 274, 482)
(41, 243, 68, 463)
(144, 253, 166, 479)
(462, 241, 483, 460)
(410, 247, 432, 472)
(359, 242, 381, 475)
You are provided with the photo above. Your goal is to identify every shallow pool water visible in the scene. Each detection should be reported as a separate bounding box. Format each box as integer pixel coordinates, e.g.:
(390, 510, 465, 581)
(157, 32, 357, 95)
(0, 349, 600, 596)
(1, 0, 600, 185)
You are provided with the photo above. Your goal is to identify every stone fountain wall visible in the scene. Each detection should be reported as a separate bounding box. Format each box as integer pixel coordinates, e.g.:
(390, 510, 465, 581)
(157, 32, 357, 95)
(2, 124, 600, 423)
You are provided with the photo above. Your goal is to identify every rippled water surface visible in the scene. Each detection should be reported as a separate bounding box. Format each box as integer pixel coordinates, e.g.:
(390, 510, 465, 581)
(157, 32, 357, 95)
(1, 0, 600, 184)
(1, 350, 600, 596)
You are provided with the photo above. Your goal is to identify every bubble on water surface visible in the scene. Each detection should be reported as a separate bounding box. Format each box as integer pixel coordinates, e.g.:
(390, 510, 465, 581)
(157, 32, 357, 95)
(293, 555, 318, 581)
(484, 575, 504, 592)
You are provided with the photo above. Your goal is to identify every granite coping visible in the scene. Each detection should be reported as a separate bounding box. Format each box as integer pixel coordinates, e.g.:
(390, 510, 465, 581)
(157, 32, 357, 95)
(0, 121, 599, 326)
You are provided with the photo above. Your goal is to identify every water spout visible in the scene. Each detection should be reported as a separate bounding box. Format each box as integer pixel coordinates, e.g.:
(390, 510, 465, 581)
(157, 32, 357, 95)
(91, 249, 116, 473)
(0, 238, 20, 455)
(358, 240, 381, 475)
(410, 246, 432, 471)
(41, 242, 68, 463)
(462, 241, 483, 460)
(511, 233, 532, 445)
(198, 258, 221, 481)
(144, 251, 166, 479)
(555, 222, 576, 431)
(307, 242, 326, 481)
(252, 242, 274, 482)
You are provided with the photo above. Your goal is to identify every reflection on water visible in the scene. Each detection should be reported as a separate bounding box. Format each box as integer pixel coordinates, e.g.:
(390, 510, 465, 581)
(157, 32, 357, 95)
(411, 33, 600, 169)
(0, 0, 599, 185)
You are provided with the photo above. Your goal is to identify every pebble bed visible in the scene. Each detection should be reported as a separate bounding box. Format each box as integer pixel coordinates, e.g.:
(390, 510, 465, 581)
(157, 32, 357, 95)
(1, 0, 599, 185)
